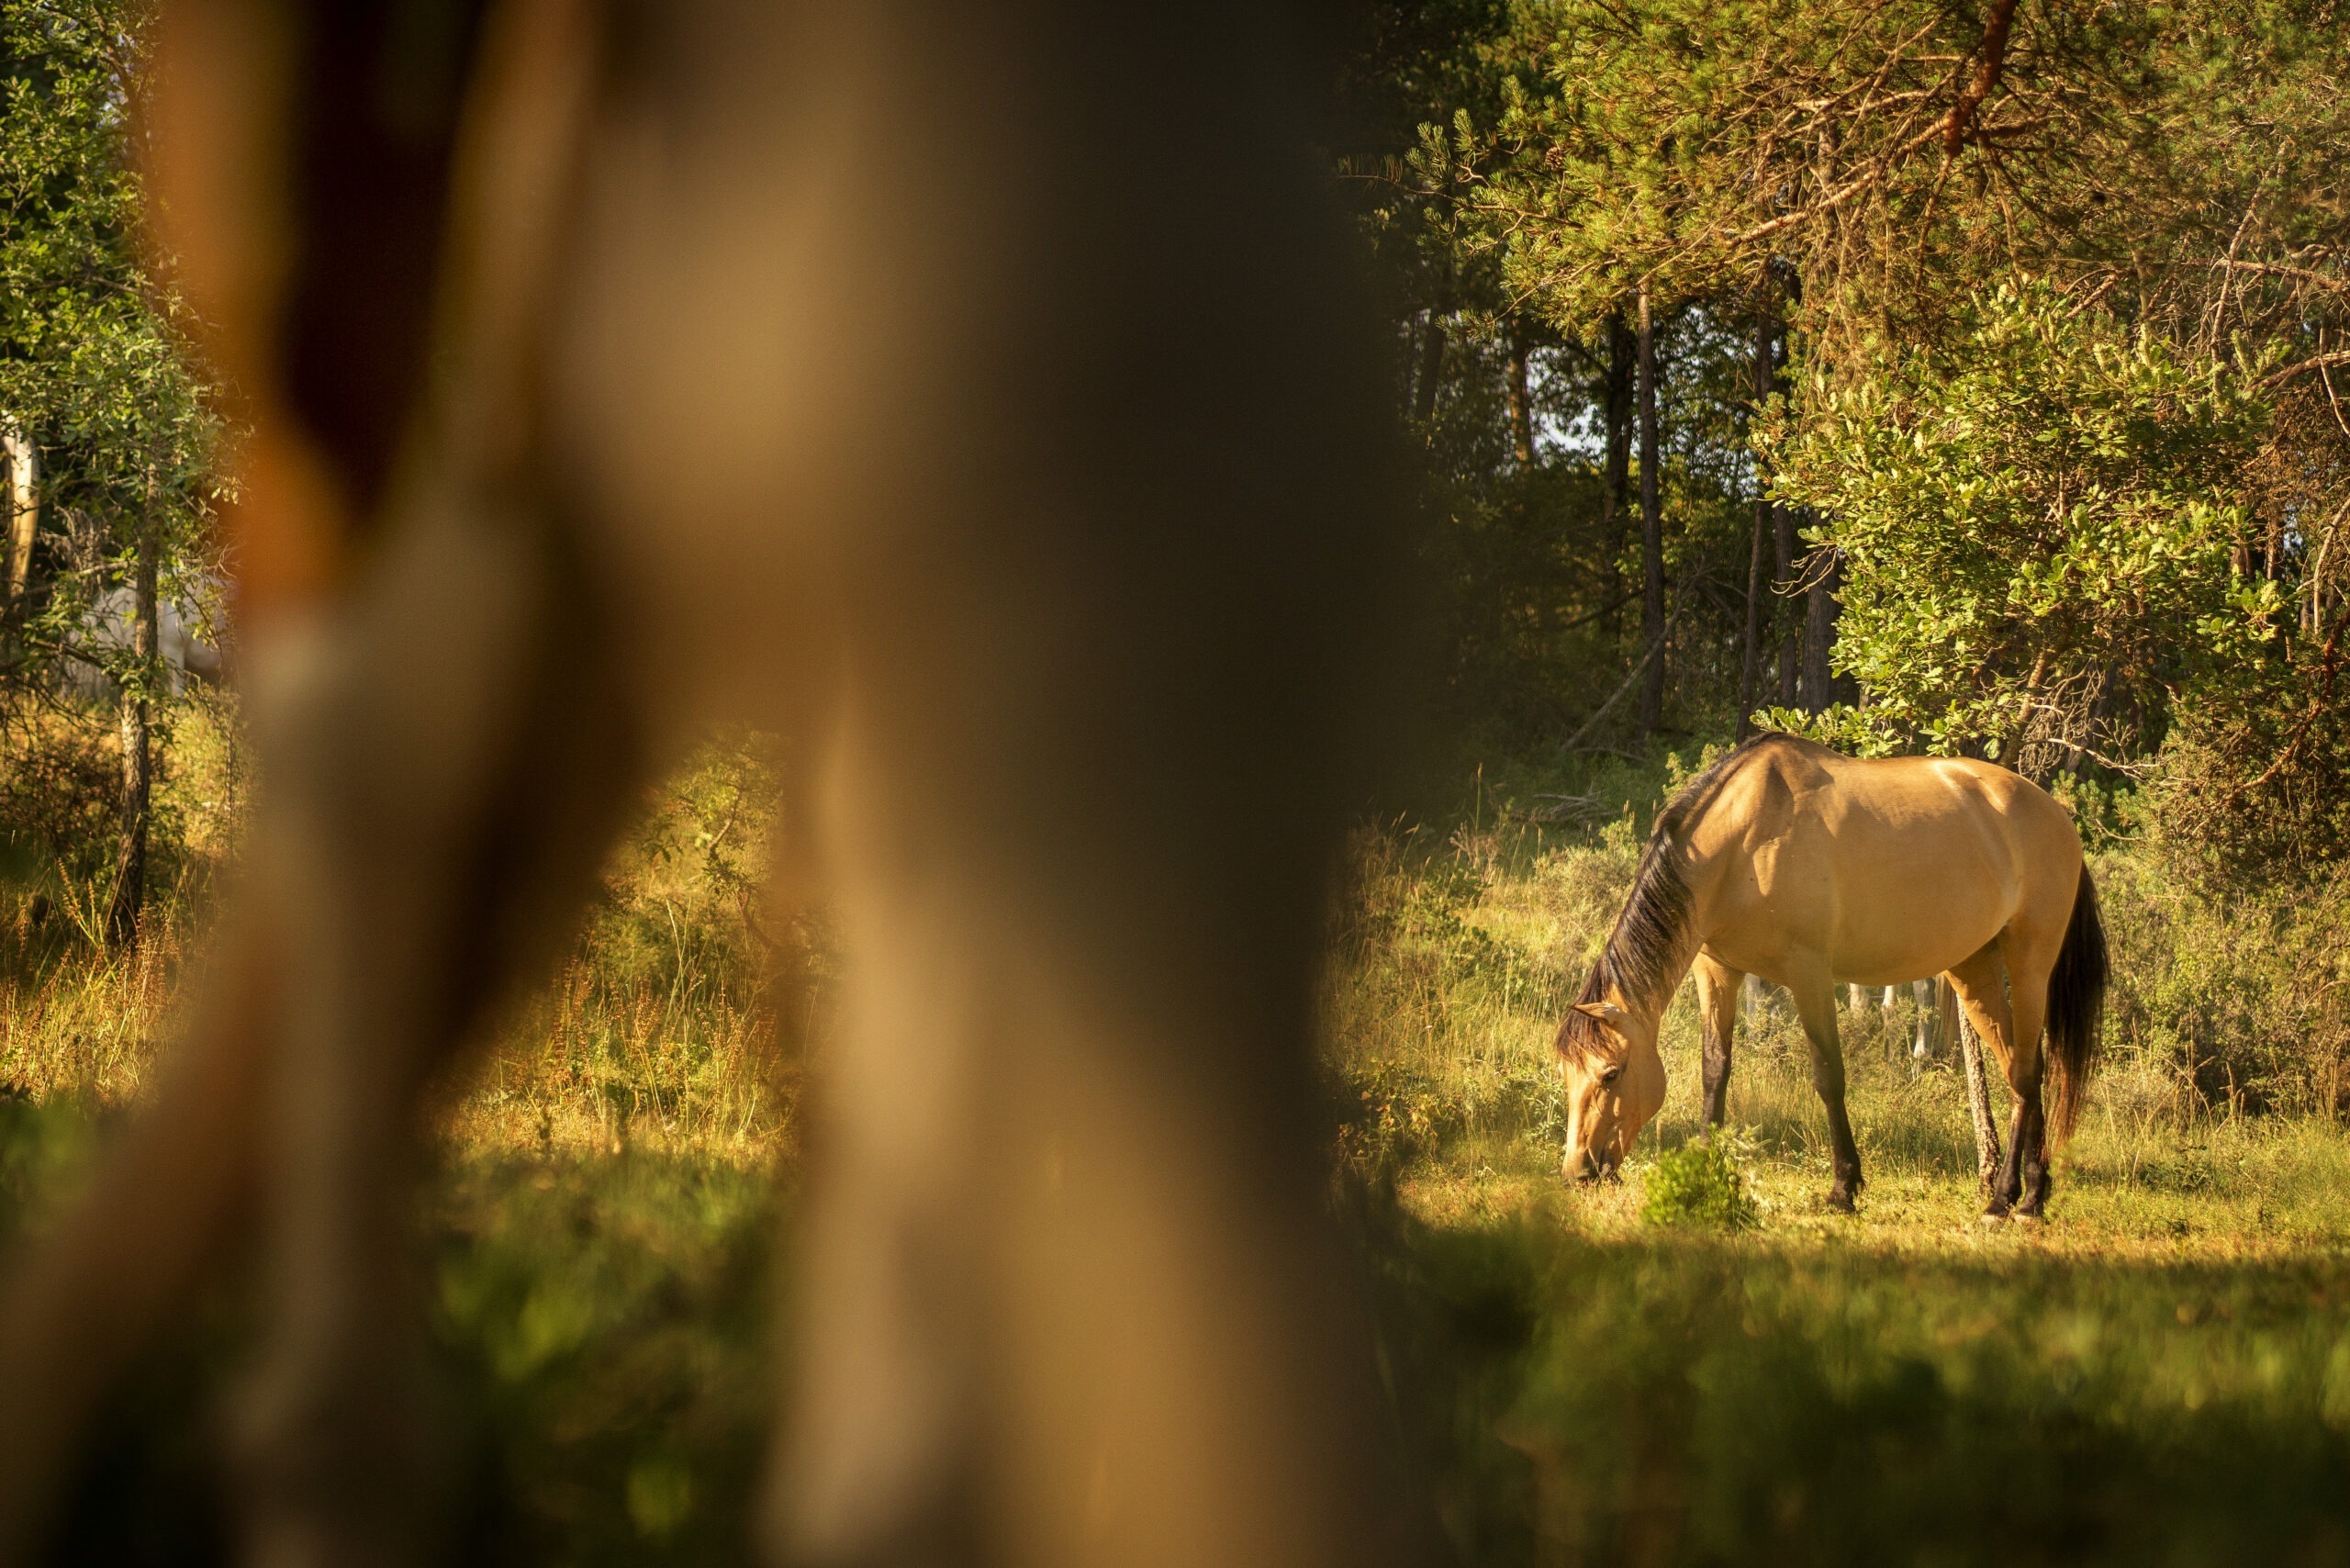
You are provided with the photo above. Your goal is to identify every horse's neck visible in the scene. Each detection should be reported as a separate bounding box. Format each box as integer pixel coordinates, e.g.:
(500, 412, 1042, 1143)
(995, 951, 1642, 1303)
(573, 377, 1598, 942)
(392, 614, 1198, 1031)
(1623, 842, 1718, 1031)
(1628, 928, 1707, 1034)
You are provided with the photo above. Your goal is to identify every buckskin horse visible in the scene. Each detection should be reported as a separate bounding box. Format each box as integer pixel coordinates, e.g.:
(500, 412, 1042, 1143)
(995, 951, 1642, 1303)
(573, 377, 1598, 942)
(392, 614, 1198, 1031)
(1553, 734, 2108, 1218)
(0, 2, 1416, 1565)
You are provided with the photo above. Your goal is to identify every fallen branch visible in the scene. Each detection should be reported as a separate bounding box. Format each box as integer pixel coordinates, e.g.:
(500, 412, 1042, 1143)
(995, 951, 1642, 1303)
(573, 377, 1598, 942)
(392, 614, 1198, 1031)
(1555, 633, 1663, 756)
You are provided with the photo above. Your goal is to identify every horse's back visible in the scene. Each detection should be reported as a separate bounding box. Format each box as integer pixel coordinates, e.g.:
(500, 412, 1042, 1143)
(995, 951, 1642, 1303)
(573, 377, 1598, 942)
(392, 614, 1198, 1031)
(1695, 737, 2082, 986)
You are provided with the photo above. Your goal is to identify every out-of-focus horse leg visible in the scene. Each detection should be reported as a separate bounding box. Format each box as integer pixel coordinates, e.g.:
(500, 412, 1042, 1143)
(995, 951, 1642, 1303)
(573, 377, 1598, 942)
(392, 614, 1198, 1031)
(0, 0, 487, 1554)
(231, 498, 652, 1568)
(774, 714, 1407, 1568)
(232, 9, 662, 1561)
(0, 920, 274, 1563)
(229, 3, 650, 1560)
(539, 7, 1415, 1562)
(4, 1, 1416, 1563)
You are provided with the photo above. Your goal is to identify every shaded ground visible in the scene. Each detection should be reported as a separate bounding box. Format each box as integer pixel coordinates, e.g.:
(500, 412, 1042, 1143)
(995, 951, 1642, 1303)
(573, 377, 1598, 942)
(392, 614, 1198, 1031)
(14, 1083, 2350, 1566)
(1371, 1107, 2350, 1568)
(0, 1103, 778, 1568)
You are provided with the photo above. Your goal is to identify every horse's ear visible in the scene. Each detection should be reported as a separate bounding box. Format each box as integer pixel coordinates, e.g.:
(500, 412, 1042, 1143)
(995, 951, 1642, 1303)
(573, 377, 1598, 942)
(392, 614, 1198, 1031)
(1573, 1001, 1629, 1028)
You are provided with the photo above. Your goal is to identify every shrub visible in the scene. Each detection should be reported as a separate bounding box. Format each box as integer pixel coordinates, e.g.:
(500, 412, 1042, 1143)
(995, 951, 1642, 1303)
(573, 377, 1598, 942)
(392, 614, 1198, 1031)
(1640, 1139, 1760, 1230)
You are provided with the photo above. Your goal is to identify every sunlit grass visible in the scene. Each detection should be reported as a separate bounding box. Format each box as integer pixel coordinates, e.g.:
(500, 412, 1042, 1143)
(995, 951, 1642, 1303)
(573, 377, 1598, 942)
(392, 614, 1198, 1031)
(11, 734, 2350, 1564)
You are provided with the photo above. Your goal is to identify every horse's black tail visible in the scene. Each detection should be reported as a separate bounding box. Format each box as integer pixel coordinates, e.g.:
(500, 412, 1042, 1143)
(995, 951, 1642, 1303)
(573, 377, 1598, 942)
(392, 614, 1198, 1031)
(2045, 862, 2109, 1145)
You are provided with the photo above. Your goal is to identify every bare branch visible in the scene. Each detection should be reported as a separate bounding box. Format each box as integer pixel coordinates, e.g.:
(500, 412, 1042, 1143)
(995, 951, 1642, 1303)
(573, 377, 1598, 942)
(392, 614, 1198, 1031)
(1942, 0, 2021, 154)
(2257, 350, 2350, 389)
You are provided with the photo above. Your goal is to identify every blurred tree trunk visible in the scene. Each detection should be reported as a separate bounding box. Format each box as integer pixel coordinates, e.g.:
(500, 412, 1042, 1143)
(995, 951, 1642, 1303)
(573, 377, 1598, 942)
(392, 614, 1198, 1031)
(105, 489, 158, 952)
(1505, 323, 1535, 465)
(1637, 284, 1664, 736)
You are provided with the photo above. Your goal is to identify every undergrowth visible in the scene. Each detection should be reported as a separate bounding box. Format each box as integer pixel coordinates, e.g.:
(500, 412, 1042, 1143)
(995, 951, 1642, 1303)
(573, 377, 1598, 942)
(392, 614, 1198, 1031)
(1639, 1138, 1760, 1230)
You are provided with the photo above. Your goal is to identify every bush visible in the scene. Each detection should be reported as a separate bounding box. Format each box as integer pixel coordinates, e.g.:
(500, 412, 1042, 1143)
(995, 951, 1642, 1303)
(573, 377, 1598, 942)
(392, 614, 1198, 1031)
(2094, 849, 2350, 1119)
(1639, 1138, 1760, 1230)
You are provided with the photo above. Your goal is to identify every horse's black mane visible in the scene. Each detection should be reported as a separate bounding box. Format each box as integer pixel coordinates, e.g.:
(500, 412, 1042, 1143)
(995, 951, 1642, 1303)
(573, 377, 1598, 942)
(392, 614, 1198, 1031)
(1556, 734, 1791, 1063)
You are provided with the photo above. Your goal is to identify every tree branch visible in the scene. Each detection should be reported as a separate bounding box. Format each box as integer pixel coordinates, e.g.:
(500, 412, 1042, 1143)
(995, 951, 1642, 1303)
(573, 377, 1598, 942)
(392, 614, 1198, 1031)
(1942, 0, 2020, 155)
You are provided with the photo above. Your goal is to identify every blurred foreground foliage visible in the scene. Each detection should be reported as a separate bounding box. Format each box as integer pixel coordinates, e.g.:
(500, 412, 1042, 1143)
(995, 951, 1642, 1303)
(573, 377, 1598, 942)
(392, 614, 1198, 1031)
(0, 1103, 777, 1567)
(1370, 1210, 2350, 1568)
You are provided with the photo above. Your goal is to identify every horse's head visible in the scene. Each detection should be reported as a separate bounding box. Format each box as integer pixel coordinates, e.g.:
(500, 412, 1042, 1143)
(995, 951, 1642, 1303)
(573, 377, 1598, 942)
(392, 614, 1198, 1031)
(1553, 993, 1665, 1182)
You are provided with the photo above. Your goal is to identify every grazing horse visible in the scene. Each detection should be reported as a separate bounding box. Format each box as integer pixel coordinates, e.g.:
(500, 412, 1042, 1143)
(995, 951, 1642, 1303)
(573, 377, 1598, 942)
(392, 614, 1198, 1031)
(0, 2, 1416, 1566)
(1553, 734, 2107, 1217)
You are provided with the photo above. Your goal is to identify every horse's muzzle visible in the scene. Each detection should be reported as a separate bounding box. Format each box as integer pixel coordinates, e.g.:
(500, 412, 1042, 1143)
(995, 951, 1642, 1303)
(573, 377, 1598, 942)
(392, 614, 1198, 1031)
(1566, 1148, 1621, 1184)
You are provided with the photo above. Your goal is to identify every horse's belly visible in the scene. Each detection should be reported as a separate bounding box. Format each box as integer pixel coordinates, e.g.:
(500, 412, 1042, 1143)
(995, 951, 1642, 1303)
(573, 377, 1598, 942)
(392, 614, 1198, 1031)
(1829, 893, 2009, 985)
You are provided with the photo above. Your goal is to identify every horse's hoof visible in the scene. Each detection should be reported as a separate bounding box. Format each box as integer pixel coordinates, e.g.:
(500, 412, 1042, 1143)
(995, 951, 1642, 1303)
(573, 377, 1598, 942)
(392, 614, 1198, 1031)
(1825, 1190, 1857, 1215)
(2012, 1207, 2046, 1226)
(1980, 1197, 2010, 1224)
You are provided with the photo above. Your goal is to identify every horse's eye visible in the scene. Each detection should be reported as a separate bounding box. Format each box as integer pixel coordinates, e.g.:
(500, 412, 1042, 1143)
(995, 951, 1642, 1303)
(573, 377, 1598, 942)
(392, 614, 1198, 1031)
(1599, 1063, 1623, 1088)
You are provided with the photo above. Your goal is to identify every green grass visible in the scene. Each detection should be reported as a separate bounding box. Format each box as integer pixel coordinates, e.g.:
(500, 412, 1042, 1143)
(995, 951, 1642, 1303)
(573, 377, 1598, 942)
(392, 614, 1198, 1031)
(1376, 1215, 2350, 1567)
(12, 738, 2350, 1562)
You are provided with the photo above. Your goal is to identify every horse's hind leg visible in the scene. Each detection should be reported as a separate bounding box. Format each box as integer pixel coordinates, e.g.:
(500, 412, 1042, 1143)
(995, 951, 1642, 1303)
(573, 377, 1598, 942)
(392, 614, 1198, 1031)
(1788, 976, 1863, 1211)
(1947, 943, 2055, 1217)
(2000, 936, 2062, 1218)
(1694, 954, 1743, 1129)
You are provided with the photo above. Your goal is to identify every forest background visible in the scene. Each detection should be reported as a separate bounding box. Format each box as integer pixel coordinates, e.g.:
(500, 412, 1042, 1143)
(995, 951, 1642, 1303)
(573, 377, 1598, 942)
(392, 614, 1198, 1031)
(0, 2, 2348, 1565)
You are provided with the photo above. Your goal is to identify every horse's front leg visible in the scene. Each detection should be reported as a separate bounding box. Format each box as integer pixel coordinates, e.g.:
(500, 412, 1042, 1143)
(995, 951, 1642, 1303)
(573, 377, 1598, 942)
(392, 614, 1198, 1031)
(1789, 978, 1863, 1212)
(1693, 953, 1744, 1130)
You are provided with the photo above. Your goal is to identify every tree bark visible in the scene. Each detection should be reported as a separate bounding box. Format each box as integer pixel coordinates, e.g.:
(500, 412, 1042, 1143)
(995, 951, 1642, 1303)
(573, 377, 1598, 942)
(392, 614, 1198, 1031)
(1637, 284, 1665, 737)
(1599, 312, 1634, 618)
(1801, 532, 1841, 714)
(1738, 307, 1774, 737)
(1505, 323, 1535, 466)
(105, 500, 159, 952)
(3, 430, 34, 603)
(1412, 307, 1446, 425)
(1942, 0, 2021, 155)
(1773, 272, 1803, 708)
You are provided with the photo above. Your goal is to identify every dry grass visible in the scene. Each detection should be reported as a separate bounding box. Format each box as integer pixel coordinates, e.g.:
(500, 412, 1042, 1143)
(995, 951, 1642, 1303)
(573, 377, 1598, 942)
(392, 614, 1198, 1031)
(0, 722, 800, 1165)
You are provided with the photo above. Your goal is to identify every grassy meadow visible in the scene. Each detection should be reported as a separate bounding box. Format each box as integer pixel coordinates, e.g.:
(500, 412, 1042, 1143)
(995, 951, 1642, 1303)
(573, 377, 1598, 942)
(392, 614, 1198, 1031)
(6, 733, 2350, 1563)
